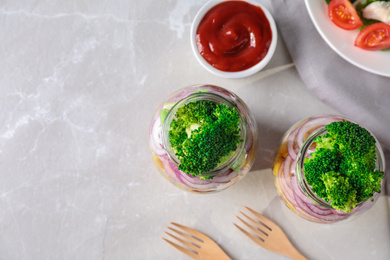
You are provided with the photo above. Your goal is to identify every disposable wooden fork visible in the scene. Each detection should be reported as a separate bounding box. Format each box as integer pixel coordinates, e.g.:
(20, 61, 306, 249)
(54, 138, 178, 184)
(234, 207, 307, 260)
(162, 222, 231, 260)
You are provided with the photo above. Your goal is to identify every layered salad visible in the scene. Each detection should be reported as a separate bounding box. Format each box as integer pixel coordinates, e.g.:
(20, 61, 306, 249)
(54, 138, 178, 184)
(149, 85, 258, 193)
(273, 115, 385, 223)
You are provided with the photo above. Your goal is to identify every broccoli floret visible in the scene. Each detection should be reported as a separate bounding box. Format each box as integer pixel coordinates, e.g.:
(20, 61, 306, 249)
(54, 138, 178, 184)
(303, 120, 384, 213)
(304, 148, 343, 198)
(321, 172, 357, 212)
(325, 120, 376, 160)
(169, 100, 242, 177)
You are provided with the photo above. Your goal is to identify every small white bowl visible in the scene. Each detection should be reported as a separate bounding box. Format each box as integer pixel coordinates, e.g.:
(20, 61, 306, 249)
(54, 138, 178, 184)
(191, 0, 278, 79)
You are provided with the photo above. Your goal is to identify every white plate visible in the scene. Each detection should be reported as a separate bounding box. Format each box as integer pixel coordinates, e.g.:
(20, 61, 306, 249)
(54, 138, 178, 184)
(305, 0, 390, 77)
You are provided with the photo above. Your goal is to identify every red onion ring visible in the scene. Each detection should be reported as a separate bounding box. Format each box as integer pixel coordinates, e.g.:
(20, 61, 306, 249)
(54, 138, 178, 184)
(279, 160, 297, 207)
(287, 127, 299, 160)
(161, 157, 180, 182)
(296, 116, 339, 147)
(149, 118, 166, 156)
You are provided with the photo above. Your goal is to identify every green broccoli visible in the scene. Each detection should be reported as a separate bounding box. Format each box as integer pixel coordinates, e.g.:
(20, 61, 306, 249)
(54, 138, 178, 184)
(303, 120, 384, 212)
(321, 171, 357, 213)
(169, 100, 242, 178)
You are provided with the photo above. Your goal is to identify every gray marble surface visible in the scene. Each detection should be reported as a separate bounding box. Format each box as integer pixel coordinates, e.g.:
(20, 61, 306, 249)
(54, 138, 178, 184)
(0, 1, 389, 259)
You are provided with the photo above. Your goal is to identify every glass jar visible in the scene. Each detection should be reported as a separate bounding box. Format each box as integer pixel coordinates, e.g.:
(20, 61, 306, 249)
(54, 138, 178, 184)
(149, 85, 258, 193)
(273, 115, 386, 223)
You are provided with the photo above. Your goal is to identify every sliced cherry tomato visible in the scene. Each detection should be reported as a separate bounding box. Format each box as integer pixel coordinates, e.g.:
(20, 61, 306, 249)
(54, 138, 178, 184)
(328, 0, 363, 30)
(355, 23, 390, 51)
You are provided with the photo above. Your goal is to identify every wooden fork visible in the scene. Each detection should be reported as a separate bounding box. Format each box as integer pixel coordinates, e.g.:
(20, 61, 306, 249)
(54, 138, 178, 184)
(162, 222, 231, 260)
(234, 207, 307, 260)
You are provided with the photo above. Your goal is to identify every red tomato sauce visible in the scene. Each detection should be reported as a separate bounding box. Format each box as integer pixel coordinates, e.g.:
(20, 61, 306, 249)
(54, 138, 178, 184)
(196, 1, 273, 72)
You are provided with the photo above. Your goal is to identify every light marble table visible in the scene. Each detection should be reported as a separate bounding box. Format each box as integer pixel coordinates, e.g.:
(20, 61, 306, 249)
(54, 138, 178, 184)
(1, 1, 389, 259)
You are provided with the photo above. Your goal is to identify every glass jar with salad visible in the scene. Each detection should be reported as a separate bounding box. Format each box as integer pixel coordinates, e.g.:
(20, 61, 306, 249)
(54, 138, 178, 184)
(149, 85, 258, 193)
(273, 115, 385, 223)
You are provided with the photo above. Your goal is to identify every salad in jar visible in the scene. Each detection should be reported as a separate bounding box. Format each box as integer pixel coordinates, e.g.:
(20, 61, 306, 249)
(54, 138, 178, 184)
(273, 115, 385, 223)
(149, 85, 258, 193)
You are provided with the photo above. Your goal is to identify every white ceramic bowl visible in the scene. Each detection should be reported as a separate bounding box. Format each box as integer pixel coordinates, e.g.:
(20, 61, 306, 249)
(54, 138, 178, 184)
(191, 0, 277, 79)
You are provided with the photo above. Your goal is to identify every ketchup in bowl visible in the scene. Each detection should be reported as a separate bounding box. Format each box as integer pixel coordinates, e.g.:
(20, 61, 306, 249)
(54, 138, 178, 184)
(195, 1, 273, 72)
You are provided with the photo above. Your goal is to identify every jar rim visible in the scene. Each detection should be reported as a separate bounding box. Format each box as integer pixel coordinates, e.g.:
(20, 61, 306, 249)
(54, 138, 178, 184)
(295, 126, 386, 210)
(161, 92, 247, 177)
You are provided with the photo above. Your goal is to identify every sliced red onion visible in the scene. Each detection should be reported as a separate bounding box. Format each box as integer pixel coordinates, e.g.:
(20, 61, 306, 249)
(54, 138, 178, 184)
(161, 157, 180, 182)
(166, 159, 204, 187)
(283, 156, 294, 190)
(177, 172, 224, 190)
(306, 203, 332, 216)
(293, 193, 345, 222)
(158, 153, 169, 160)
(291, 167, 316, 206)
(164, 157, 237, 190)
(293, 193, 317, 219)
(287, 127, 300, 160)
(279, 161, 297, 207)
(177, 175, 220, 191)
(150, 118, 166, 156)
(330, 209, 351, 216)
(296, 116, 340, 147)
(330, 201, 366, 216)
(211, 169, 237, 183)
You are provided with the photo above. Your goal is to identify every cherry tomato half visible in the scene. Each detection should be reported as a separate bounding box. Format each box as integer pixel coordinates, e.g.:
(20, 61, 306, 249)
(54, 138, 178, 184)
(328, 0, 363, 30)
(355, 23, 390, 51)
